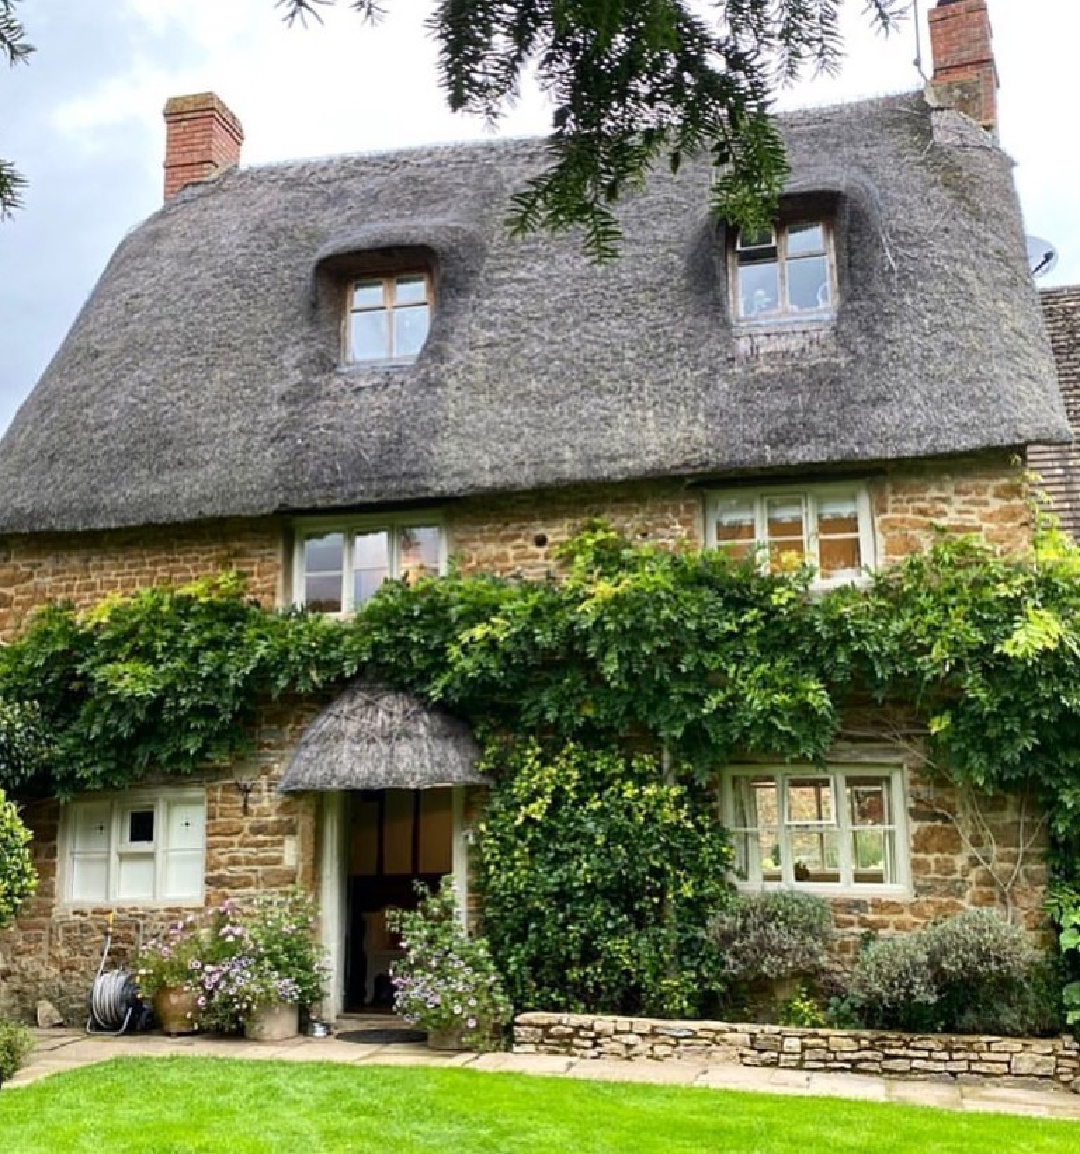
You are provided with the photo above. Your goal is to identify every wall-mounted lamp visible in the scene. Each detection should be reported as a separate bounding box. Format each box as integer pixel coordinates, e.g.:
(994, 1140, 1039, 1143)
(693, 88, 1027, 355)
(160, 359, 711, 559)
(234, 777, 257, 816)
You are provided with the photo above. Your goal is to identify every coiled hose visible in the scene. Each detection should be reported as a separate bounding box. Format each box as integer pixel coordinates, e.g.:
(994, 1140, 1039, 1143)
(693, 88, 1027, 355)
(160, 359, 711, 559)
(89, 970, 138, 1033)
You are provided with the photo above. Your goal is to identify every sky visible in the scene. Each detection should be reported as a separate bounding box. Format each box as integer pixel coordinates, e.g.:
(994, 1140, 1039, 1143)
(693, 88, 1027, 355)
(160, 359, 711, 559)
(1, 0, 1078, 435)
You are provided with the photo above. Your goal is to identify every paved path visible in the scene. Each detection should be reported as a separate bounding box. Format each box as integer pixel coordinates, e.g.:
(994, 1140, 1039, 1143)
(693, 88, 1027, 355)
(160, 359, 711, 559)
(7, 1027, 1080, 1121)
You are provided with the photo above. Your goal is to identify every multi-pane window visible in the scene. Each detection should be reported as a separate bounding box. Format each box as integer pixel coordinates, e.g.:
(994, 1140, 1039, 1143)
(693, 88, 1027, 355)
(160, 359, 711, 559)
(347, 273, 432, 363)
(708, 485, 873, 584)
(723, 767, 906, 891)
(65, 793, 205, 904)
(297, 521, 444, 614)
(735, 222, 834, 321)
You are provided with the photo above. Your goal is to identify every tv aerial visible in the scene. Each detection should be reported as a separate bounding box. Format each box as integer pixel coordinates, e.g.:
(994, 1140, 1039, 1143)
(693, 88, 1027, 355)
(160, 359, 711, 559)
(1027, 236, 1059, 279)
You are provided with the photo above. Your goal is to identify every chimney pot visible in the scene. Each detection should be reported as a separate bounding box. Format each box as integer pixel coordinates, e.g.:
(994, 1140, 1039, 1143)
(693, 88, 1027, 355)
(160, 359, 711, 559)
(162, 92, 244, 202)
(927, 0, 998, 135)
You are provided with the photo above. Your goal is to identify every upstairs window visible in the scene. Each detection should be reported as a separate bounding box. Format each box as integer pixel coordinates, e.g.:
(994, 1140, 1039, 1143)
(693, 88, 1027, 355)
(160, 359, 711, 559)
(707, 484, 874, 586)
(734, 222, 834, 322)
(297, 519, 445, 614)
(347, 272, 432, 363)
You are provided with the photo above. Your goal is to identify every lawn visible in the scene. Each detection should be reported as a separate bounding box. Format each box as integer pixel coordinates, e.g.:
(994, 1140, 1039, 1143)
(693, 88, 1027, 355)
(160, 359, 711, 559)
(0, 1058, 1076, 1153)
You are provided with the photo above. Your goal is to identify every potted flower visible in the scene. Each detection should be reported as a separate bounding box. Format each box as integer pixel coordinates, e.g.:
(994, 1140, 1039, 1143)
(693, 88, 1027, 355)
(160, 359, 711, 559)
(135, 916, 206, 1035)
(388, 879, 511, 1052)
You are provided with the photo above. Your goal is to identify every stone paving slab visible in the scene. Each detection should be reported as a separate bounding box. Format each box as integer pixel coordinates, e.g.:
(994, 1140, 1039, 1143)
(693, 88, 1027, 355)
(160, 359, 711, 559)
(5, 1029, 1079, 1121)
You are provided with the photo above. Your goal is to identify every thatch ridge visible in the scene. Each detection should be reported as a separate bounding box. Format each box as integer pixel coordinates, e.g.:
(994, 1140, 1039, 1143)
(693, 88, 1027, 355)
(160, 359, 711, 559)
(279, 682, 485, 793)
(0, 93, 1068, 533)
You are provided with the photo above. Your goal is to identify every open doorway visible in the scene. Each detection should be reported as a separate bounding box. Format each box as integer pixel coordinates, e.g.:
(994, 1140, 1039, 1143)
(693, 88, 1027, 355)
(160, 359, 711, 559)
(343, 788, 455, 1012)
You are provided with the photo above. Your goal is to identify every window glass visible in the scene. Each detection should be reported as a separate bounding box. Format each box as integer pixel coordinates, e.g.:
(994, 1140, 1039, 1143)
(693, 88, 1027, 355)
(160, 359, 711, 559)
(350, 309, 389, 361)
(353, 530, 390, 607)
(787, 255, 830, 311)
(714, 498, 756, 559)
(731, 776, 781, 883)
(786, 223, 825, 256)
(117, 856, 155, 902)
(126, 809, 154, 845)
(786, 777, 835, 825)
(352, 280, 384, 309)
(394, 305, 430, 359)
(738, 262, 780, 318)
(398, 526, 440, 584)
(791, 830, 841, 883)
(394, 276, 428, 306)
(766, 496, 806, 567)
(304, 532, 344, 613)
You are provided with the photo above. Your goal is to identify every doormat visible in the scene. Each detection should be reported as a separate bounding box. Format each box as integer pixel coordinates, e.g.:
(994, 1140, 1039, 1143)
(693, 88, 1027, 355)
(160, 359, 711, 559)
(336, 1028, 427, 1045)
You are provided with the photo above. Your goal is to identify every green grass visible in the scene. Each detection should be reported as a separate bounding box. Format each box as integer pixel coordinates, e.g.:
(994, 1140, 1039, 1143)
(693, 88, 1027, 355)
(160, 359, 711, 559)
(0, 1058, 1076, 1153)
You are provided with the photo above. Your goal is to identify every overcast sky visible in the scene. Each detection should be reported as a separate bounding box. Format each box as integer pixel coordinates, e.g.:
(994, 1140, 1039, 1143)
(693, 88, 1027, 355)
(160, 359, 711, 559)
(1, 0, 1077, 435)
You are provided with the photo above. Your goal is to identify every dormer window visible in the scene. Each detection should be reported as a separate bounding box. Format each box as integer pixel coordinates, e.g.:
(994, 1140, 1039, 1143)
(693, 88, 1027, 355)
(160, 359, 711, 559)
(734, 222, 834, 322)
(347, 272, 432, 363)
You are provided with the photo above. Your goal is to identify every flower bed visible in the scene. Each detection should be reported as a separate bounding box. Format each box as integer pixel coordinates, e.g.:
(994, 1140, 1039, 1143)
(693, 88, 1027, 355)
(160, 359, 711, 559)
(514, 1012, 1080, 1093)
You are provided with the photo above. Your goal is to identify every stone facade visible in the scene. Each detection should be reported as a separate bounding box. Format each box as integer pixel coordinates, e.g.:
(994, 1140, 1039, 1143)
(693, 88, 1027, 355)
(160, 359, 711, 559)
(515, 1012, 1080, 1093)
(0, 451, 1045, 1020)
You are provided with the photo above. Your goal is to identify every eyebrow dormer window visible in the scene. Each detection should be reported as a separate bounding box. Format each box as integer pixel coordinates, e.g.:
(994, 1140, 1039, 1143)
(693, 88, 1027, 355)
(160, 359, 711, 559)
(734, 222, 834, 322)
(347, 272, 432, 363)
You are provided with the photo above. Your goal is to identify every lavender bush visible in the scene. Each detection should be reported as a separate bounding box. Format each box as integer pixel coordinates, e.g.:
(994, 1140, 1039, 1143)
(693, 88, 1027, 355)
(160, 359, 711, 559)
(387, 879, 511, 1050)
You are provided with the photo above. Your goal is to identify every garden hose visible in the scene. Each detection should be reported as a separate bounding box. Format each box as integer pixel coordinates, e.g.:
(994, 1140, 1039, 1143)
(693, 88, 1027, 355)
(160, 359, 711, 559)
(86, 915, 140, 1035)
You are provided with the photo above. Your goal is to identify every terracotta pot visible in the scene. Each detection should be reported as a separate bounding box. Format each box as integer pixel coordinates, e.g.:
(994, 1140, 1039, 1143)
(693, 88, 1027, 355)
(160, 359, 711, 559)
(244, 1001, 299, 1042)
(426, 1026, 467, 1051)
(154, 985, 199, 1036)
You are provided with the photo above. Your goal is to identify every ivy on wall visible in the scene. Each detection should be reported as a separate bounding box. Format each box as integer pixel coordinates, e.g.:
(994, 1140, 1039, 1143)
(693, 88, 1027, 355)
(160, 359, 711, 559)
(3, 523, 1080, 877)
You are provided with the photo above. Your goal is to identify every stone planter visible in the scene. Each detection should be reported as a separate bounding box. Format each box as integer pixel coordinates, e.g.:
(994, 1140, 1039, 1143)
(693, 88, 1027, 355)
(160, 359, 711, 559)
(426, 1026, 468, 1052)
(154, 986, 199, 1036)
(244, 1001, 299, 1042)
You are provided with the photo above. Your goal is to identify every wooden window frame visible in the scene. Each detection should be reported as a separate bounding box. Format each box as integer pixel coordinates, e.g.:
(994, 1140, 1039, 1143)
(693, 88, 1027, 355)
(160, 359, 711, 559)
(60, 790, 206, 908)
(292, 513, 448, 616)
(721, 765, 910, 896)
(343, 270, 434, 365)
(706, 483, 875, 588)
(731, 219, 837, 324)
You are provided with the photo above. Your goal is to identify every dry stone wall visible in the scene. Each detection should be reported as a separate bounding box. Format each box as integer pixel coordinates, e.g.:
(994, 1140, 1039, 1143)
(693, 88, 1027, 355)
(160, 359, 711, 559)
(515, 1013, 1080, 1093)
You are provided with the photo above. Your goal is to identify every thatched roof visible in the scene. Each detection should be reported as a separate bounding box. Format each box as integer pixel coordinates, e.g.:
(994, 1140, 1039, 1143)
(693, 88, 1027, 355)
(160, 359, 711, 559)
(1030, 286, 1080, 538)
(0, 92, 1069, 534)
(278, 682, 485, 792)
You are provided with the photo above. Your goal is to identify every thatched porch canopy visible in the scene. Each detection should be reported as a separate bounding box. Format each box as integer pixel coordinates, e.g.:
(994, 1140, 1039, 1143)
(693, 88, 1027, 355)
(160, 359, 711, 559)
(279, 682, 486, 793)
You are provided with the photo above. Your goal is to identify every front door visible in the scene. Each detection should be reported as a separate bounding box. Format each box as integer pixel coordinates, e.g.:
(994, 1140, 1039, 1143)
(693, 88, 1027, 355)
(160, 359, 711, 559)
(343, 788, 455, 1011)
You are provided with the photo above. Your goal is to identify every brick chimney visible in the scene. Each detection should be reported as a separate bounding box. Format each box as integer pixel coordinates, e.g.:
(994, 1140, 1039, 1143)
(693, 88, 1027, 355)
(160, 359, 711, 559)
(162, 92, 244, 201)
(927, 0, 998, 135)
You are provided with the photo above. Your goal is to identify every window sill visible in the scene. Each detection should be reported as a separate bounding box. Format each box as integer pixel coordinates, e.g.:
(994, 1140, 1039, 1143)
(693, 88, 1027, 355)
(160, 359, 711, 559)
(733, 880, 911, 901)
(733, 311, 835, 331)
(57, 898, 205, 912)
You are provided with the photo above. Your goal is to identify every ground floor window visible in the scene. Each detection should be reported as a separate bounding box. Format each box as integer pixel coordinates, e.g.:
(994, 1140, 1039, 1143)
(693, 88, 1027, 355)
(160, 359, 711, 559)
(721, 766, 908, 892)
(63, 791, 206, 905)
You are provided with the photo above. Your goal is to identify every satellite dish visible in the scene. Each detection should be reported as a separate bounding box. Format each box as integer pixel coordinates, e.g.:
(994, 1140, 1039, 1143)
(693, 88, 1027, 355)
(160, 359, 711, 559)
(1027, 236, 1059, 279)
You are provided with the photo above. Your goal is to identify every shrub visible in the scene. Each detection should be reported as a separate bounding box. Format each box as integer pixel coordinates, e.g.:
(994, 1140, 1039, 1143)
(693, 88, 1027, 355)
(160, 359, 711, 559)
(0, 788, 36, 932)
(478, 741, 733, 1018)
(388, 879, 512, 1050)
(0, 1018, 33, 1083)
(709, 891, 833, 983)
(846, 911, 1056, 1036)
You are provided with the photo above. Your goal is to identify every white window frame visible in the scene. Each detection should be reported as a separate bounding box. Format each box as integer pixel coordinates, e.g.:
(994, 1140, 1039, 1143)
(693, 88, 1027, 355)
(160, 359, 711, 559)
(705, 483, 875, 588)
(60, 790, 206, 908)
(732, 220, 837, 324)
(292, 514, 448, 616)
(721, 764, 910, 897)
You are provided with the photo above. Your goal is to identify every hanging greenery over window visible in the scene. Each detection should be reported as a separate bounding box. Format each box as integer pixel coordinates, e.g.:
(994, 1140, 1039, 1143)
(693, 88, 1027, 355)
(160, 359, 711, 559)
(4, 521, 1080, 883)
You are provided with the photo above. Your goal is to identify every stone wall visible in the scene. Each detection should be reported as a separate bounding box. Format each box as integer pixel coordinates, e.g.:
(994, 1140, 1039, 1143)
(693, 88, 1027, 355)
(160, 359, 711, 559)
(0, 518, 284, 641)
(514, 1013, 1080, 1093)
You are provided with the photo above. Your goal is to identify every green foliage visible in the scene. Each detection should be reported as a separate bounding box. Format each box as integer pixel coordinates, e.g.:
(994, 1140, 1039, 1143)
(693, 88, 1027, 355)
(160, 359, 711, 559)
(709, 890, 833, 983)
(0, 0, 31, 219)
(1046, 884, 1080, 1027)
(0, 1018, 33, 1082)
(0, 697, 50, 789)
(277, 0, 904, 259)
(477, 741, 733, 1017)
(777, 985, 827, 1029)
(0, 787, 35, 931)
(387, 878, 512, 1049)
(846, 911, 1056, 1036)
